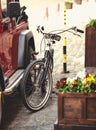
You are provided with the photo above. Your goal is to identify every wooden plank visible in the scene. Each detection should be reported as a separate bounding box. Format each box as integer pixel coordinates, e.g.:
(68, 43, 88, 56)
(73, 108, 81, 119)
(57, 92, 96, 125)
(85, 27, 96, 67)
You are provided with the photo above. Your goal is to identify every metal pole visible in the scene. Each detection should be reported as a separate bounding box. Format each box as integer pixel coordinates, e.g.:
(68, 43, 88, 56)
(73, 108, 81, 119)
(62, 6, 69, 73)
(63, 37, 69, 73)
(64, 6, 66, 25)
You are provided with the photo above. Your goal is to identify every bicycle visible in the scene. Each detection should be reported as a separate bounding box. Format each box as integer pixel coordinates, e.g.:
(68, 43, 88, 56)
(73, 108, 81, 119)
(20, 26, 84, 111)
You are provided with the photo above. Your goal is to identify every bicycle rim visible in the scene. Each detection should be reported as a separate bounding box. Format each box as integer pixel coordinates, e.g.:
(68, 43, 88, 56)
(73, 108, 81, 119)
(21, 60, 52, 111)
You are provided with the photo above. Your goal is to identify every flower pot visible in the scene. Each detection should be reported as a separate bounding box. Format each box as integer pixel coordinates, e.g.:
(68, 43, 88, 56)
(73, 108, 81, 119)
(74, 0, 82, 4)
(65, 3, 73, 9)
(54, 92, 96, 130)
(85, 27, 96, 67)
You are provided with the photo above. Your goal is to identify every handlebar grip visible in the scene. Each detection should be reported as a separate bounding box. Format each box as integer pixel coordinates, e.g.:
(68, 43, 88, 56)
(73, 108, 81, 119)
(77, 29, 84, 33)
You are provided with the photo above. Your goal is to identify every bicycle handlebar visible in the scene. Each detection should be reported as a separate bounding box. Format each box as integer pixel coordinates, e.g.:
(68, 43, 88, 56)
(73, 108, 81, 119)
(37, 26, 84, 41)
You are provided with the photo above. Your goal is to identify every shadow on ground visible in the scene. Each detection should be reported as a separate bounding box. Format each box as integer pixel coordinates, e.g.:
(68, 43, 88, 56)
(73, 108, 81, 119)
(0, 91, 23, 130)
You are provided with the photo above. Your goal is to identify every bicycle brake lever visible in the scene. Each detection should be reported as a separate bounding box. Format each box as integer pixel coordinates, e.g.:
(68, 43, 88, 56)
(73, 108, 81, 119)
(71, 31, 81, 37)
(76, 34, 81, 37)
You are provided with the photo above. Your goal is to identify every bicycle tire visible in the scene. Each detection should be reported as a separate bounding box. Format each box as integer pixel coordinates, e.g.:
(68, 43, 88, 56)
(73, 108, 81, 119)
(20, 59, 53, 111)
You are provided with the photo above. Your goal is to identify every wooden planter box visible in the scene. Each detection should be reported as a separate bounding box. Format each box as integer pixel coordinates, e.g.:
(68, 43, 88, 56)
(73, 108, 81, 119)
(65, 3, 73, 9)
(74, 0, 82, 4)
(85, 27, 96, 67)
(54, 92, 96, 130)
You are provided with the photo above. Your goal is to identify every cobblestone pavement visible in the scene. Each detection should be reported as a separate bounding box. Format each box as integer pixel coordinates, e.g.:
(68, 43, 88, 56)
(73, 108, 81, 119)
(1, 0, 96, 130)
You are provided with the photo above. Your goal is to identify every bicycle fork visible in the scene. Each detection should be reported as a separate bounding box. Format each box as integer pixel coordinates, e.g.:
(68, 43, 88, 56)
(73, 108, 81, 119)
(35, 58, 49, 90)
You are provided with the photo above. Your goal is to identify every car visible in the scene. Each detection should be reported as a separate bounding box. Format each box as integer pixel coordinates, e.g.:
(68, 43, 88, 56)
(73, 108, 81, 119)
(0, 0, 36, 125)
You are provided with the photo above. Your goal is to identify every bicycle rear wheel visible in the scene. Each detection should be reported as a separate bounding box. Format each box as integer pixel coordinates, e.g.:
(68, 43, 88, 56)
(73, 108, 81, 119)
(20, 59, 53, 111)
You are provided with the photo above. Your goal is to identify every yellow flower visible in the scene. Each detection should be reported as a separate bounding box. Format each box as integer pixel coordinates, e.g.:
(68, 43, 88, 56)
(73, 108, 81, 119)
(83, 77, 88, 84)
(83, 74, 96, 84)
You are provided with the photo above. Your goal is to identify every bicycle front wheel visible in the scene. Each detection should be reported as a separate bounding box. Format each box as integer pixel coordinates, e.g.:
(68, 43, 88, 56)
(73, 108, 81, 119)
(20, 59, 53, 111)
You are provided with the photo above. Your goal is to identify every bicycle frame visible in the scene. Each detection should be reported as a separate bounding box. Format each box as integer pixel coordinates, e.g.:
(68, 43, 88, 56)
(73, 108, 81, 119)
(36, 25, 84, 88)
(36, 45, 53, 88)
